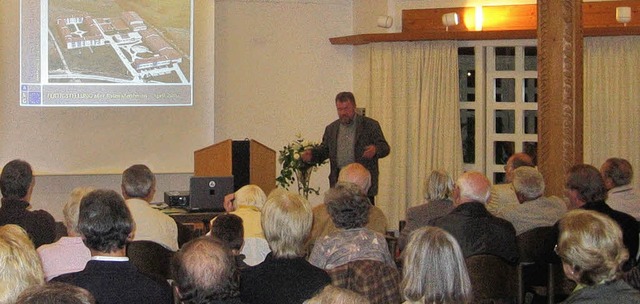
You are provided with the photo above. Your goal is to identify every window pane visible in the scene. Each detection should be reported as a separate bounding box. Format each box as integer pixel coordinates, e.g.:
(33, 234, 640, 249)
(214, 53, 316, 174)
(524, 78, 537, 103)
(524, 110, 537, 134)
(524, 46, 537, 71)
(495, 141, 515, 165)
(495, 78, 515, 102)
(495, 47, 515, 71)
(458, 47, 475, 102)
(495, 110, 515, 134)
(494, 172, 506, 185)
(523, 142, 538, 165)
(460, 109, 476, 163)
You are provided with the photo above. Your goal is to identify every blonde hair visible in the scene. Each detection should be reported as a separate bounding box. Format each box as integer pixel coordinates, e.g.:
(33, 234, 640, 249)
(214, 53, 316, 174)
(402, 226, 472, 304)
(63, 187, 95, 235)
(557, 209, 629, 285)
(304, 285, 370, 304)
(233, 184, 267, 210)
(261, 191, 312, 258)
(425, 170, 454, 201)
(0, 225, 45, 304)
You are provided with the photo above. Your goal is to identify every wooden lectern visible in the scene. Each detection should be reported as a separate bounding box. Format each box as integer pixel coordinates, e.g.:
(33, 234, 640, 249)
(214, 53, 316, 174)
(194, 139, 276, 194)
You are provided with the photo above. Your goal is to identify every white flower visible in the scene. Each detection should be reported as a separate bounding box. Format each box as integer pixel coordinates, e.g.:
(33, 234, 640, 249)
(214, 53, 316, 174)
(293, 153, 300, 160)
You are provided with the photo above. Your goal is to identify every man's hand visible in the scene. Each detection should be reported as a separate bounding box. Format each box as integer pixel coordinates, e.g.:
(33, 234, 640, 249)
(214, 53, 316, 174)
(301, 149, 313, 162)
(223, 193, 236, 212)
(362, 145, 377, 159)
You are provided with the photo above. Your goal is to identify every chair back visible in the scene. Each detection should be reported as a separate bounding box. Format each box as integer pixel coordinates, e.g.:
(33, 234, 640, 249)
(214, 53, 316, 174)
(327, 259, 401, 304)
(465, 254, 517, 304)
(127, 240, 174, 280)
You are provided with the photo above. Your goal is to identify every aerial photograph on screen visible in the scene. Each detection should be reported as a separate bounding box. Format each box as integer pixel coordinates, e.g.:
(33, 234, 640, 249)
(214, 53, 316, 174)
(48, 0, 191, 84)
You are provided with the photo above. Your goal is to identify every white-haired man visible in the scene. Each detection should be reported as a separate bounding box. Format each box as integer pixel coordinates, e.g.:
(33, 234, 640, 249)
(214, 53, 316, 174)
(495, 167, 567, 235)
(430, 171, 518, 264)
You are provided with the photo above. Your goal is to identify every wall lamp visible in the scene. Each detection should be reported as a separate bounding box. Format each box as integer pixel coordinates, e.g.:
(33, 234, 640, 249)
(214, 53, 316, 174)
(442, 12, 459, 31)
(616, 7, 631, 26)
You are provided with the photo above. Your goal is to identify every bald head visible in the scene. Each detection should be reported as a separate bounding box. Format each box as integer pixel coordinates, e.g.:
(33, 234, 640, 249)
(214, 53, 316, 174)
(505, 153, 534, 182)
(338, 163, 371, 195)
(171, 236, 238, 301)
(454, 171, 491, 206)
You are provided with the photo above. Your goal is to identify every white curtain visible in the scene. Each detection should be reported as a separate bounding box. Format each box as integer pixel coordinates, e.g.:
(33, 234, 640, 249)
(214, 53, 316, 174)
(364, 41, 463, 230)
(584, 36, 640, 191)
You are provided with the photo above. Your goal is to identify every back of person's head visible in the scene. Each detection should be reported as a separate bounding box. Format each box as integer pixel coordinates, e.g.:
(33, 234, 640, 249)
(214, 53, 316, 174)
(456, 171, 491, 204)
(121, 164, 155, 199)
(324, 182, 371, 229)
(601, 158, 633, 188)
(335, 91, 356, 105)
(233, 184, 267, 210)
(505, 153, 534, 182)
(261, 191, 312, 258)
(565, 164, 607, 204)
(402, 226, 472, 304)
(0, 224, 44, 304)
(78, 189, 134, 253)
(303, 285, 370, 304)
(210, 214, 244, 252)
(512, 167, 545, 201)
(171, 236, 239, 303)
(16, 282, 95, 304)
(0, 159, 33, 199)
(557, 209, 628, 286)
(63, 187, 95, 236)
(337, 163, 372, 195)
(425, 169, 454, 201)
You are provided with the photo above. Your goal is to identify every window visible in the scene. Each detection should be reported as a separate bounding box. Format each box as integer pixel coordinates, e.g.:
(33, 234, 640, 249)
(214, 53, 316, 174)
(459, 41, 537, 184)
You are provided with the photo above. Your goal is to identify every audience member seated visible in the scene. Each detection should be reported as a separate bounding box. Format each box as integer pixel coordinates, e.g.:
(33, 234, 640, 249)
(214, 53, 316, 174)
(486, 152, 534, 215)
(171, 236, 242, 304)
(309, 182, 393, 270)
(398, 169, 455, 251)
(52, 189, 173, 304)
(556, 209, 640, 303)
(401, 226, 472, 304)
(209, 213, 249, 270)
(0, 159, 56, 248)
(37, 187, 93, 281)
(0, 224, 45, 304)
(308, 163, 387, 252)
(16, 282, 95, 304)
(547, 164, 639, 268)
(303, 285, 370, 304)
(495, 166, 567, 235)
(600, 157, 640, 220)
(211, 184, 270, 266)
(240, 191, 330, 304)
(430, 171, 519, 265)
(121, 164, 178, 251)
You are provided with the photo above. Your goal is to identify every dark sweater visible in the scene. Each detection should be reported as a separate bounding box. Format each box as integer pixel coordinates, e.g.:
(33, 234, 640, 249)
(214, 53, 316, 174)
(53, 260, 173, 304)
(240, 253, 330, 304)
(0, 198, 56, 248)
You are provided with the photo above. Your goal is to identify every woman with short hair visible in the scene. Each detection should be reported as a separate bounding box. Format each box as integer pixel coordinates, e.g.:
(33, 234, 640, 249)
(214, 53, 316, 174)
(401, 226, 472, 304)
(557, 209, 640, 303)
(308, 181, 393, 270)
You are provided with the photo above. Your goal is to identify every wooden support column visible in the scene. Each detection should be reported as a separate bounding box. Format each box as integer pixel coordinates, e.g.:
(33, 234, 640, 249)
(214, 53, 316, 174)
(537, 0, 583, 197)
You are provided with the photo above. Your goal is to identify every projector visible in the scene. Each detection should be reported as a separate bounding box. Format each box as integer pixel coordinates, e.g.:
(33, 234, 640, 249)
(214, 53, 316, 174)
(164, 191, 190, 208)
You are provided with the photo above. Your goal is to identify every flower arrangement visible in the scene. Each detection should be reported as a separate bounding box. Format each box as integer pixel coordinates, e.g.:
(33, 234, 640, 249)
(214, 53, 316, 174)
(276, 134, 327, 199)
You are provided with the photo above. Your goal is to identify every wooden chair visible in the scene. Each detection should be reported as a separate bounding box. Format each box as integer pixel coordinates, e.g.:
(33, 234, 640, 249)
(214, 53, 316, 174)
(516, 226, 558, 304)
(127, 240, 174, 280)
(465, 254, 518, 304)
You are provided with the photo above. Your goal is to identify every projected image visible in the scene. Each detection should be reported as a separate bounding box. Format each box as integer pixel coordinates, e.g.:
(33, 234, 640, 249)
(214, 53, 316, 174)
(20, 0, 193, 106)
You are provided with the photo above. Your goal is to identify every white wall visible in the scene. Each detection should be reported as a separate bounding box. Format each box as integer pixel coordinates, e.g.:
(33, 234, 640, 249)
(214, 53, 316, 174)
(214, 0, 353, 206)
